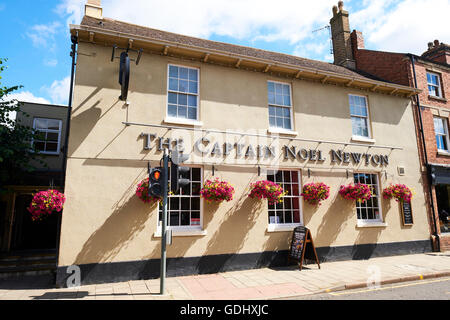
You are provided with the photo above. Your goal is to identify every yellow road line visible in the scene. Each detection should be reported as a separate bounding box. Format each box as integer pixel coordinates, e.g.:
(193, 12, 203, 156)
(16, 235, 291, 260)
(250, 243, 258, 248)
(330, 277, 450, 296)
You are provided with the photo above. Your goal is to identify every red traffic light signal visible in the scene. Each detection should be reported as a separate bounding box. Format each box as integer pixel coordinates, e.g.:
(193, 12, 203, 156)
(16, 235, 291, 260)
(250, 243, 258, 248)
(149, 167, 165, 197)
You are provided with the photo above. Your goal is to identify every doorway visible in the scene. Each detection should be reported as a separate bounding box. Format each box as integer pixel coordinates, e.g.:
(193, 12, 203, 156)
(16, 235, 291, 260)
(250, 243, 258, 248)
(10, 194, 58, 251)
(435, 184, 450, 233)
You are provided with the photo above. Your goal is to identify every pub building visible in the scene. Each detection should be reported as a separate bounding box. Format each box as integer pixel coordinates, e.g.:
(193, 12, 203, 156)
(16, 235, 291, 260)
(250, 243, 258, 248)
(57, 0, 432, 286)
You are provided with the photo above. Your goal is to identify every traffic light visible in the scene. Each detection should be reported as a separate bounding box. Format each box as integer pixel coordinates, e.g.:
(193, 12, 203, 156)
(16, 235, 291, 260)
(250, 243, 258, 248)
(149, 167, 165, 197)
(170, 163, 190, 194)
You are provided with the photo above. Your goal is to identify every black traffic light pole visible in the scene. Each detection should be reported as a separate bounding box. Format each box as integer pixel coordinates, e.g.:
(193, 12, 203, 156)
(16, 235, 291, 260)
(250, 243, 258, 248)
(160, 148, 169, 295)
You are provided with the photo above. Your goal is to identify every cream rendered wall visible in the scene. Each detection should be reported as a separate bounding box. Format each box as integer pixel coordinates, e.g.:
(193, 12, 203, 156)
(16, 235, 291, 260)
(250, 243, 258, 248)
(58, 43, 429, 266)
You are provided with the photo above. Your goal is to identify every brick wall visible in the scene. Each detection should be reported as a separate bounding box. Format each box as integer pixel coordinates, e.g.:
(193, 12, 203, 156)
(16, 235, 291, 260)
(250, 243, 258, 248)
(351, 30, 450, 251)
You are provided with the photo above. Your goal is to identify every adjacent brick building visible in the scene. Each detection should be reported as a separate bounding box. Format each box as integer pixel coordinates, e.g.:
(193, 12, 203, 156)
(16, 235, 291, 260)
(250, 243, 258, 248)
(329, 2, 450, 251)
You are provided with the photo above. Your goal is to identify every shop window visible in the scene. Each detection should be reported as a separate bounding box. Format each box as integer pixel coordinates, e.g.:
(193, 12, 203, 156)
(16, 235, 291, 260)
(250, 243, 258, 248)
(167, 65, 199, 120)
(427, 72, 442, 98)
(349, 95, 371, 138)
(268, 81, 293, 130)
(267, 169, 301, 225)
(32, 118, 62, 155)
(159, 167, 202, 228)
(434, 117, 450, 152)
(354, 173, 382, 222)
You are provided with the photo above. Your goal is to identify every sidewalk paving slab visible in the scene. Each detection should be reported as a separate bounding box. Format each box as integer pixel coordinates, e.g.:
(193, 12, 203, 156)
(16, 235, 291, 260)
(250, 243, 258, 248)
(0, 253, 449, 300)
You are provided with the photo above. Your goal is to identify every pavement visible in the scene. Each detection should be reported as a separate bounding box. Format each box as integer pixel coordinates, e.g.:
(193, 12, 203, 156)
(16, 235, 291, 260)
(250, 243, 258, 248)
(0, 252, 449, 300)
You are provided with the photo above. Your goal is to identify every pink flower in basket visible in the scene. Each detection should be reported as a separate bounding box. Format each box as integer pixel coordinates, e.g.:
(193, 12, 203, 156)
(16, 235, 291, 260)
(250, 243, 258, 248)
(339, 183, 372, 203)
(248, 180, 287, 205)
(27, 189, 66, 221)
(200, 178, 235, 203)
(301, 182, 330, 206)
(382, 184, 412, 203)
(136, 178, 161, 204)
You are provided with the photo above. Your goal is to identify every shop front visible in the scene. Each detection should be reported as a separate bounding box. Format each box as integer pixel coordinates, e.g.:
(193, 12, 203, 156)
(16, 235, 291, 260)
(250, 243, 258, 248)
(56, 8, 431, 286)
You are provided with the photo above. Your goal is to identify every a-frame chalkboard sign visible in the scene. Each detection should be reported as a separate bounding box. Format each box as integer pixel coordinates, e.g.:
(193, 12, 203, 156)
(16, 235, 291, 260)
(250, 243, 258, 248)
(288, 226, 320, 270)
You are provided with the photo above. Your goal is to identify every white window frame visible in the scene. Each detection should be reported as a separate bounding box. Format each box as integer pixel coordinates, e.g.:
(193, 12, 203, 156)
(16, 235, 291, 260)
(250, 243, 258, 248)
(266, 168, 303, 232)
(353, 172, 384, 227)
(267, 80, 295, 133)
(427, 71, 442, 98)
(434, 117, 450, 152)
(165, 64, 201, 125)
(32, 117, 62, 155)
(155, 165, 205, 237)
(349, 94, 372, 140)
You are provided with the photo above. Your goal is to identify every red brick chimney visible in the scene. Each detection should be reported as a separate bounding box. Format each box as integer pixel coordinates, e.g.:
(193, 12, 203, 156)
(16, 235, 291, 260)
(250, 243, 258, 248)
(421, 40, 450, 65)
(330, 1, 356, 69)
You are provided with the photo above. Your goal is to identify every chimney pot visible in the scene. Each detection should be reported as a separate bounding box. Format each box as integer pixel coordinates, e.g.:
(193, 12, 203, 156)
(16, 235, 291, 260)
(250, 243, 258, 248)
(338, 1, 344, 12)
(85, 0, 103, 19)
(428, 42, 434, 49)
(434, 39, 440, 46)
(332, 5, 338, 16)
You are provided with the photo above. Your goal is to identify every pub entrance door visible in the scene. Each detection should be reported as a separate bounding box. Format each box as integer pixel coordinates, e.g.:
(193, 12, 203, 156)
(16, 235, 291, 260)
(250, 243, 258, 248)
(10, 193, 58, 251)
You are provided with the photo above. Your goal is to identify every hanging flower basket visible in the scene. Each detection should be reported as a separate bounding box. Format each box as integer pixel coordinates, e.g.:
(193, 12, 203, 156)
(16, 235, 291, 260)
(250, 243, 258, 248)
(301, 182, 330, 206)
(248, 180, 287, 205)
(200, 178, 235, 203)
(382, 184, 412, 203)
(339, 183, 372, 203)
(27, 189, 65, 222)
(136, 178, 161, 204)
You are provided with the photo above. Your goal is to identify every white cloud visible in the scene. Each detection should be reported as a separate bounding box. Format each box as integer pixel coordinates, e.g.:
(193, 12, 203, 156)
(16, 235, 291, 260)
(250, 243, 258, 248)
(351, 0, 450, 55)
(44, 59, 58, 67)
(56, 0, 85, 26)
(27, 21, 62, 51)
(42, 76, 70, 105)
(4, 91, 50, 104)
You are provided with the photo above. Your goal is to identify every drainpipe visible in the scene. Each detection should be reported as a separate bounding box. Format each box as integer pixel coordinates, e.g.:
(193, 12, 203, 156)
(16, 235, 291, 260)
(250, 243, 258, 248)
(408, 54, 440, 252)
(55, 33, 78, 277)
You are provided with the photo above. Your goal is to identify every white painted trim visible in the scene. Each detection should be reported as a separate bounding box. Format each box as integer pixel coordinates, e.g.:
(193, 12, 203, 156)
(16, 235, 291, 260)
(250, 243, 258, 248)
(267, 80, 294, 132)
(356, 221, 388, 228)
(351, 135, 376, 143)
(154, 228, 207, 237)
(348, 94, 372, 140)
(437, 150, 450, 157)
(163, 117, 203, 127)
(267, 223, 301, 233)
(267, 128, 298, 136)
(32, 117, 62, 155)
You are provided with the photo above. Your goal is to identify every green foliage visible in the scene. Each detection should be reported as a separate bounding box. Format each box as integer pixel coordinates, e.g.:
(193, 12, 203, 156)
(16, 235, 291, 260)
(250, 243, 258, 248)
(0, 58, 46, 191)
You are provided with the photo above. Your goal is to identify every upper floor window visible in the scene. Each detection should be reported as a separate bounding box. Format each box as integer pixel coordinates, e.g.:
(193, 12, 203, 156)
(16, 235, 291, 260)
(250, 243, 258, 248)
(32, 118, 62, 155)
(349, 94, 371, 138)
(167, 65, 199, 120)
(268, 81, 293, 130)
(434, 117, 449, 152)
(427, 72, 442, 98)
(267, 169, 301, 225)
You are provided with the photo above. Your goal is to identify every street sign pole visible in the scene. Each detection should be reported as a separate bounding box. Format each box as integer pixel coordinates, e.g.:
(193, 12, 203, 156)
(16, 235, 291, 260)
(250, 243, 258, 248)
(160, 148, 169, 295)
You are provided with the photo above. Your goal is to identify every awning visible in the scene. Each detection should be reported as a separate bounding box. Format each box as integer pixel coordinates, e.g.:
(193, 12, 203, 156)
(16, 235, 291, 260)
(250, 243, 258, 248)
(429, 164, 450, 185)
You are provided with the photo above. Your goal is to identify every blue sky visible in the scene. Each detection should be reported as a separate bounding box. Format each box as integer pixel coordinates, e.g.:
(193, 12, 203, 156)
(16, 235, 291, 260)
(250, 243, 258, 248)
(0, 0, 449, 105)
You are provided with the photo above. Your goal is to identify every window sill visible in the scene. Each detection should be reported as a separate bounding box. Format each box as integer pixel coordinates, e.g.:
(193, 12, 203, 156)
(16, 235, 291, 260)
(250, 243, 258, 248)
(356, 221, 387, 228)
(428, 95, 447, 103)
(163, 117, 203, 126)
(351, 136, 376, 144)
(267, 128, 298, 136)
(154, 228, 207, 237)
(267, 223, 301, 233)
(437, 150, 450, 157)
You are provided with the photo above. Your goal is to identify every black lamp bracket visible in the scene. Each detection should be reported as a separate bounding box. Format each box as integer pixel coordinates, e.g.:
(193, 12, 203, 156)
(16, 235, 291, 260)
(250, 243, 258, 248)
(111, 44, 143, 65)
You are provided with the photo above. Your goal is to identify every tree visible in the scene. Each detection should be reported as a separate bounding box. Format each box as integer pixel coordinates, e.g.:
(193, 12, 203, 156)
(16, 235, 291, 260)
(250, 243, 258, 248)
(0, 58, 45, 192)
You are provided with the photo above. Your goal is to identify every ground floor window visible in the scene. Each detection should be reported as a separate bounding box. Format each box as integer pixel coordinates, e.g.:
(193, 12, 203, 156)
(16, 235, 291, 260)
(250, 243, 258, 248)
(159, 167, 202, 227)
(354, 173, 381, 221)
(267, 169, 301, 225)
(435, 184, 450, 233)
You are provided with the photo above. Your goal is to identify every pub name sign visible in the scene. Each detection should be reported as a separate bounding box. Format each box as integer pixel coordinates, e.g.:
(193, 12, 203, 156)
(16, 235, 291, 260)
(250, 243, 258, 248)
(141, 133, 390, 166)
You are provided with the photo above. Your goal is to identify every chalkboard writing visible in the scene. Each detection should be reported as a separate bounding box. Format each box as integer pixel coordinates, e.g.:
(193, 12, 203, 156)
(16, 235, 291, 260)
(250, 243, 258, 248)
(401, 201, 413, 225)
(289, 226, 307, 261)
(288, 226, 320, 270)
